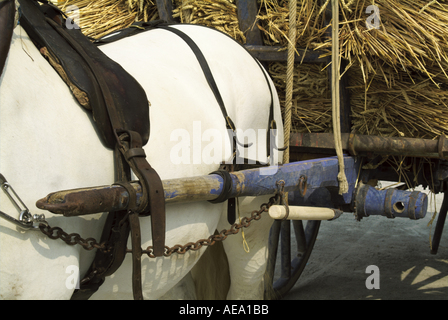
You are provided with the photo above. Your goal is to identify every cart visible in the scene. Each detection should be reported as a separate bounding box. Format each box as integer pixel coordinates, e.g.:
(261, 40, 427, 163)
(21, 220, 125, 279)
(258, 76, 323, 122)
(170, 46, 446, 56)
(1, 0, 446, 300)
(152, 0, 446, 299)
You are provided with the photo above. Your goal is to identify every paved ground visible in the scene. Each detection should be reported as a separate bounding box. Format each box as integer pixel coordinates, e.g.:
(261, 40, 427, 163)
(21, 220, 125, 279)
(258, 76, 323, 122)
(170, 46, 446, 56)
(282, 189, 448, 300)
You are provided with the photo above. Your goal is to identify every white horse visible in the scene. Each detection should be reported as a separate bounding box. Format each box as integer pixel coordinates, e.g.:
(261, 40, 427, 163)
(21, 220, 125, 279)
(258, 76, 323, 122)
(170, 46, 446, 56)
(0, 23, 283, 299)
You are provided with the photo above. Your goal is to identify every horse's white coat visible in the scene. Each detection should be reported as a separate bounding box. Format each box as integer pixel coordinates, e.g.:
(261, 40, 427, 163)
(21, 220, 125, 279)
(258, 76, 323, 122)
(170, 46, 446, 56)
(0, 24, 283, 299)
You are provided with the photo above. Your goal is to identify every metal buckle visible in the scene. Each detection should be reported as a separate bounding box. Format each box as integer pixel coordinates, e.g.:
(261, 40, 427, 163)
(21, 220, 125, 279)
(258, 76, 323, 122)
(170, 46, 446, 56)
(0, 174, 46, 230)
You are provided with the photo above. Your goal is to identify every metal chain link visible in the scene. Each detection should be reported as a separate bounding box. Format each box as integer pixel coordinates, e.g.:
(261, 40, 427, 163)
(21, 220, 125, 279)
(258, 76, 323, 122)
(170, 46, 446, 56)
(38, 223, 110, 252)
(141, 195, 278, 258)
(38, 195, 278, 258)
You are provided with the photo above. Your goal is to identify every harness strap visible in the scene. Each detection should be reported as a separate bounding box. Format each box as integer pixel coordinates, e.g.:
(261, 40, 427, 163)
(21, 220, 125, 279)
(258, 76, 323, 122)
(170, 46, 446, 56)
(129, 211, 143, 300)
(157, 25, 282, 224)
(157, 26, 233, 132)
(118, 130, 165, 257)
(45, 16, 165, 254)
(72, 144, 133, 300)
(0, 0, 15, 78)
(29, 2, 165, 300)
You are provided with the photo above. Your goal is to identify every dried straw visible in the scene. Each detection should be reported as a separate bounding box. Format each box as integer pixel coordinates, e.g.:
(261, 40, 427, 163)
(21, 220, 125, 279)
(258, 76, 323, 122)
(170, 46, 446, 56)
(173, 0, 246, 43)
(258, 0, 448, 139)
(269, 62, 332, 133)
(256, 0, 328, 50)
(331, 0, 448, 87)
(55, 0, 448, 139)
(58, 0, 159, 39)
(348, 61, 448, 139)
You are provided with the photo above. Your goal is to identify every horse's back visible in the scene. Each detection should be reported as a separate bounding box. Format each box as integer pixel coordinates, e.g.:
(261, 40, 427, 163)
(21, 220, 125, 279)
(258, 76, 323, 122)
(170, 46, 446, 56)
(98, 24, 281, 172)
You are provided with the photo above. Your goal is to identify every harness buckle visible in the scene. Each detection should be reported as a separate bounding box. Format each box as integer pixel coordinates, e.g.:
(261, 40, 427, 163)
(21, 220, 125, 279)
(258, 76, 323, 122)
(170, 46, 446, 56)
(0, 174, 46, 230)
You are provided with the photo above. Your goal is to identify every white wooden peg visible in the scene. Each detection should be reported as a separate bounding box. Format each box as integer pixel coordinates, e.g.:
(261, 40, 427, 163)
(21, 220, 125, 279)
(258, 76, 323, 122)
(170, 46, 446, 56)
(269, 205, 340, 220)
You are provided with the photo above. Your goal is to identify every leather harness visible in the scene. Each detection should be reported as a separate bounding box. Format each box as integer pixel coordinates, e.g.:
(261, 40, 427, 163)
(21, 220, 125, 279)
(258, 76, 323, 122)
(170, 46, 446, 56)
(17, 0, 165, 300)
(4, 0, 279, 300)
(0, 0, 15, 77)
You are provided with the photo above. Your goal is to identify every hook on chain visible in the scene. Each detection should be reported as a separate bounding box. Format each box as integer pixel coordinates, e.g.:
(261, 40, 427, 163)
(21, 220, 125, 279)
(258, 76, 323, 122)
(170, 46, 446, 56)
(0, 173, 47, 231)
(275, 180, 289, 220)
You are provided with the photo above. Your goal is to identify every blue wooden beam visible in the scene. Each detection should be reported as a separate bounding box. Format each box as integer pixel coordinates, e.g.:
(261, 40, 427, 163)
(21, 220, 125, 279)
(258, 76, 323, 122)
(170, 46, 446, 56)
(36, 156, 360, 216)
(36, 156, 428, 219)
(355, 184, 428, 220)
(227, 156, 358, 206)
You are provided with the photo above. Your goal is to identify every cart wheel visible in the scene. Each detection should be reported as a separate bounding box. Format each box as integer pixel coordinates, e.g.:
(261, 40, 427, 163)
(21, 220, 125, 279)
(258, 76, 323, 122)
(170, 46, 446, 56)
(264, 219, 321, 299)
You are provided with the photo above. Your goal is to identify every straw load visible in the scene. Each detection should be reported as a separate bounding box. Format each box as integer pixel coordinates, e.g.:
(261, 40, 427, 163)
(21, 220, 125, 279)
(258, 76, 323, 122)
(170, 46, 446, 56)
(56, 0, 159, 39)
(55, 0, 448, 139)
(255, 0, 448, 139)
(173, 0, 246, 43)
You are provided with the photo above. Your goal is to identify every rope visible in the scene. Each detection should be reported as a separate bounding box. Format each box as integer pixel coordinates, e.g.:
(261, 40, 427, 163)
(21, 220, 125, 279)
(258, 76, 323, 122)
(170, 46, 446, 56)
(283, 0, 297, 166)
(236, 198, 250, 253)
(282, 0, 297, 209)
(332, 0, 349, 195)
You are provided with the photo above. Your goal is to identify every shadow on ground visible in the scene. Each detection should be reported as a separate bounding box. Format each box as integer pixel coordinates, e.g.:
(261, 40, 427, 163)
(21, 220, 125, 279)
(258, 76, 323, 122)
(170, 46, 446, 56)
(283, 212, 448, 300)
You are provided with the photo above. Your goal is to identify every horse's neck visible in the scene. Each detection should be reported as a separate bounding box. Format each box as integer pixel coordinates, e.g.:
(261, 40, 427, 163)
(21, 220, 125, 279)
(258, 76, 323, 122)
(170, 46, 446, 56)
(1, 27, 110, 182)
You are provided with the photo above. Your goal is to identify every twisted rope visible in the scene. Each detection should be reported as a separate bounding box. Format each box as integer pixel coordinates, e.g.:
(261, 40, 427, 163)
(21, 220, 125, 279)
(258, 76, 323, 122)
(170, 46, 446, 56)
(331, 0, 349, 195)
(283, 0, 297, 166)
(281, 0, 297, 207)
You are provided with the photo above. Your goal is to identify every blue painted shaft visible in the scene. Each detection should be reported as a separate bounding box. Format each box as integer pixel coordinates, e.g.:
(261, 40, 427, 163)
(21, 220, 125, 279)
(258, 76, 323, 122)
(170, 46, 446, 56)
(143, 156, 358, 205)
(226, 157, 358, 203)
(38, 156, 359, 216)
(158, 156, 358, 204)
(356, 184, 428, 219)
(39, 155, 428, 220)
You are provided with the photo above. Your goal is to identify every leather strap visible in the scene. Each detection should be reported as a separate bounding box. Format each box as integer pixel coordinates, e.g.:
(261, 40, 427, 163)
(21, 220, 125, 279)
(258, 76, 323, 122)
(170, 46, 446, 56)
(157, 26, 232, 131)
(46, 14, 166, 256)
(208, 169, 235, 224)
(118, 130, 166, 257)
(0, 0, 14, 78)
(129, 211, 143, 300)
(72, 208, 131, 300)
(72, 144, 133, 300)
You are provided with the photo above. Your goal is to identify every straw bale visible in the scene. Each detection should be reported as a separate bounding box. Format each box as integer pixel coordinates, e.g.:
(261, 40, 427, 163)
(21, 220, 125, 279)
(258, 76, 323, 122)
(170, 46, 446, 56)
(55, 0, 448, 139)
(268, 62, 333, 133)
(332, 0, 448, 86)
(335, 0, 448, 139)
(58, 0, 159, 39)
(173, 0, 246, 43)
(257, 0, 448, 139)
(256, 0, 448, 84)
(256, 0, 328, 50)
(348, 61, 448, 139)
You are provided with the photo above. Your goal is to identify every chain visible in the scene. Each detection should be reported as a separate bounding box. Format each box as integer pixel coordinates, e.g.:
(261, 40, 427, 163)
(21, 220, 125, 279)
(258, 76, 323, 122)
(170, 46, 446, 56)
(141, 195, 278, 258)
(38, 223, 110, 252)
(37, 195, 278, 258)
